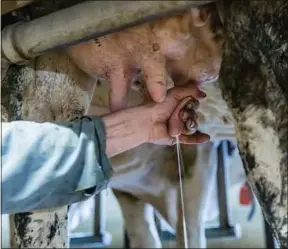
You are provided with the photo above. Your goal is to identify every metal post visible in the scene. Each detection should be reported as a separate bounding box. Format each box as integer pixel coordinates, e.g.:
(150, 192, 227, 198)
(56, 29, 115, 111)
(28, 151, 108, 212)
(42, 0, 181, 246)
(205, 141, 241, 239)
(70, 192, 111, 248)
(217, 141, 231, 228)
(94, 192, 105, 237)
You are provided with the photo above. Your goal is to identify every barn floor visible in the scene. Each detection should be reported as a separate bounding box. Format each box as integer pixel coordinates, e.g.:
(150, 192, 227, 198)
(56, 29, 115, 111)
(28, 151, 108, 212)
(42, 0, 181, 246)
(1, 151, 273, 248)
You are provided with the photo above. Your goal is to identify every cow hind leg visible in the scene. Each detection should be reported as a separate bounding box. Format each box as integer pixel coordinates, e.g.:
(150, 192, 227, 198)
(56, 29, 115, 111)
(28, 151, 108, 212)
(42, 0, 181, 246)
(9, 208, 68, 248)
(2, 52, 95, 248)
(113, 190, 162, 248)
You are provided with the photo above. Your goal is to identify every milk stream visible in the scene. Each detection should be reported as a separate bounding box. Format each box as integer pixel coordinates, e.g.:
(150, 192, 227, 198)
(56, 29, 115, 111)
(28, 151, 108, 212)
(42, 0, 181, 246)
(176, 136, 188, 248)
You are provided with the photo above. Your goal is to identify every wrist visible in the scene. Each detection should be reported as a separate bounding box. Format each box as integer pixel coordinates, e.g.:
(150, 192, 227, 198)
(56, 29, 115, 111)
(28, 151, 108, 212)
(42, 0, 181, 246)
(126, 104, 153, 144)
(101, 105, 153, 157)
(142, 103, 158, 142)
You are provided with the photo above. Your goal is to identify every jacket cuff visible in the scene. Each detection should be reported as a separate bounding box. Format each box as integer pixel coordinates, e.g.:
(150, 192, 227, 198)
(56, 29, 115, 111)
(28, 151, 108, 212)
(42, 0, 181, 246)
(86, 115, 113, 195)
(65, 115, 113, 197)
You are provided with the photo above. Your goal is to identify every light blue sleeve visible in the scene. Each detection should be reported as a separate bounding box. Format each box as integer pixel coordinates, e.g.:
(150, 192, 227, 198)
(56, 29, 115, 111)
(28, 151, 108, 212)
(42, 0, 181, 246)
(1, 116, 113, 214)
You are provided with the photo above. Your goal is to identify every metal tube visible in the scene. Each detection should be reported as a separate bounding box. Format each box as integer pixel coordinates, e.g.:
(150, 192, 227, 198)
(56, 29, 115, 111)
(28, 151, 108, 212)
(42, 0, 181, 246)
(69, 192, 112, 247)
(217, 141, 231, 228)
(1, 0, 212, 65)
(214, 141, 241, 239)
(94, 192, 105, 238)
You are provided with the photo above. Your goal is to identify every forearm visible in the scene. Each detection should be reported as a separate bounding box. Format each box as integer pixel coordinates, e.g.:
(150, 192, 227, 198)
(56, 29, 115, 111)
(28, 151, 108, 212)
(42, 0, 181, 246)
(102, 105, 152, 157)
(2, 118, 112, 214)
(1, 105, 152, 213)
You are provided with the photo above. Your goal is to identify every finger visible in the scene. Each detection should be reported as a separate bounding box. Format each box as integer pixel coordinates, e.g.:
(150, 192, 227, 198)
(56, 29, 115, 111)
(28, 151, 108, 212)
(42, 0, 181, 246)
(141, 55, 167, 103)
(185, 99, 200, 110)
(109, 73, 130, 112)
(169, 97, 193, 137)
(178, 131, 210, 144)
(181, 109, 198, 122)
(183, 118, 198, 135)
(169, 84, 206, 101)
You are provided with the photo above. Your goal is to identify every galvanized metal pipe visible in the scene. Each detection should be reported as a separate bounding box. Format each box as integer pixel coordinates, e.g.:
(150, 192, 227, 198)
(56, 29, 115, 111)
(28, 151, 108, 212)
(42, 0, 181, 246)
(1, 0, 212, 65)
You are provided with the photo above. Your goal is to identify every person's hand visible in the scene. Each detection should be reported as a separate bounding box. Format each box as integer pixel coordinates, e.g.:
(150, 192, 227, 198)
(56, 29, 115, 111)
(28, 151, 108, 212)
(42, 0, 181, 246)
(147, 84, 210, 145)
(102, 84, 210, 157)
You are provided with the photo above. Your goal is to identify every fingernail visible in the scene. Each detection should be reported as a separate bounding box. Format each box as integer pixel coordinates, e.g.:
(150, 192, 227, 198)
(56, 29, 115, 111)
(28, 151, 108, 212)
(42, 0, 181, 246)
(187, 119, 194, 128)
(199, 91, 207, 98)
(181, 111, 189, 121)
(186, 100, 199, 110)
(187, 119, 197, 128)
(186, 102, 194, 110)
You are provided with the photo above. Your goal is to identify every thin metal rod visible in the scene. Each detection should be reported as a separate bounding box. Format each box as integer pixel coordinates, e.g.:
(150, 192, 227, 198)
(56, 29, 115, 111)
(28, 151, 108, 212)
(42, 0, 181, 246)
(1, 0, 213, 65)
(217, 140, 231, 228)
(94, 192, 105, 236)
(176, 136, 188, 248)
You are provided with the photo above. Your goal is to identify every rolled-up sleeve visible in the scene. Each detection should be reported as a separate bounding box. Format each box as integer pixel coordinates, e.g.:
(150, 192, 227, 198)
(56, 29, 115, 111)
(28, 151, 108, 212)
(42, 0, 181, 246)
(1, 116, 113, 214)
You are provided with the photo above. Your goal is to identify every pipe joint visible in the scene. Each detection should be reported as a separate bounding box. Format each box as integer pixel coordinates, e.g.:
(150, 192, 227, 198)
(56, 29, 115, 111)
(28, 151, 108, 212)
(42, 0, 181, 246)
(2, 22, 30, 65)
